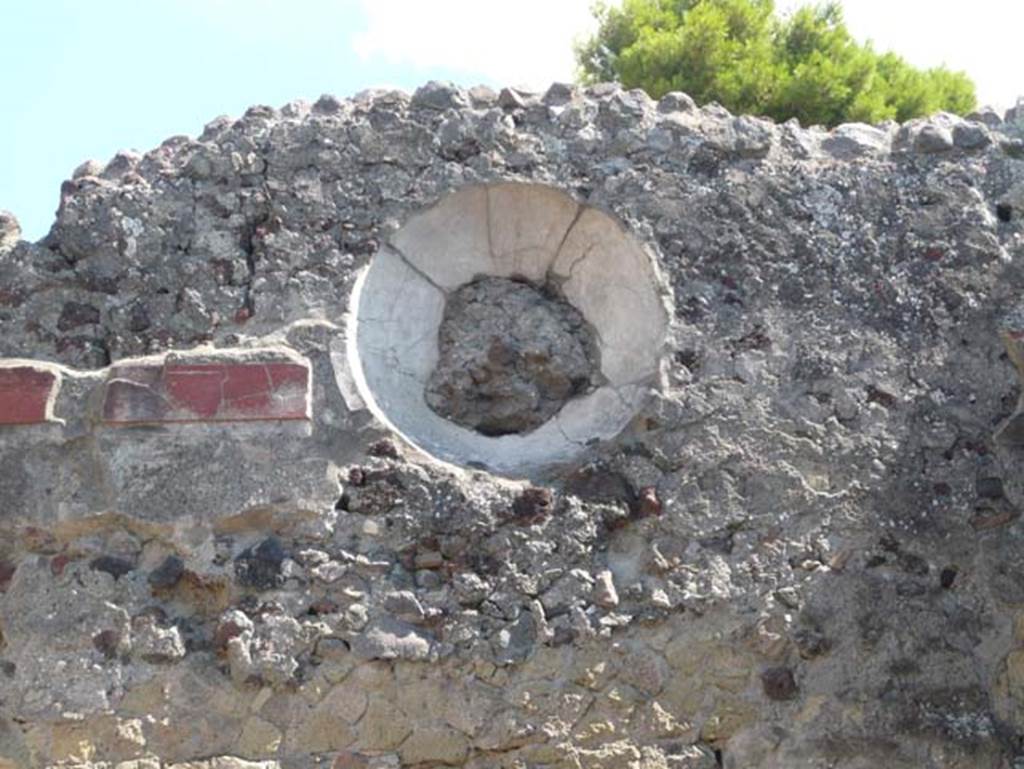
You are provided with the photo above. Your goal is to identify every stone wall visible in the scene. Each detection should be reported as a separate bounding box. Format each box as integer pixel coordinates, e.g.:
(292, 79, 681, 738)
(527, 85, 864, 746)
(1, 81, 1023, 769)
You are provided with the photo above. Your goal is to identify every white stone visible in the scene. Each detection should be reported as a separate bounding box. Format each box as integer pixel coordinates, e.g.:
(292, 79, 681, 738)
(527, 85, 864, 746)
(593, 569, 620, 608)
(391, 185, 491, 289)
(552, 208, 669, 385)
(488, 182, 580, 282)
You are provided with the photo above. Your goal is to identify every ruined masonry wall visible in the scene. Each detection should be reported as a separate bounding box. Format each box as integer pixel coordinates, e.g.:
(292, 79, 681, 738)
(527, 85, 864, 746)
(0, 82, 1024, 769)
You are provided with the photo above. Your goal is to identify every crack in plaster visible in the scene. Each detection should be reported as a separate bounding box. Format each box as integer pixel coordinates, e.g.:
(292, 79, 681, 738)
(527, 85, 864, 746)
(386, 243, 449, 297)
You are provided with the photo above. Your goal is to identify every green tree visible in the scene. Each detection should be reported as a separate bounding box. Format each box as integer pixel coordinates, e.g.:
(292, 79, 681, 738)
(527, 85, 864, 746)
(576, 0, 976, 126)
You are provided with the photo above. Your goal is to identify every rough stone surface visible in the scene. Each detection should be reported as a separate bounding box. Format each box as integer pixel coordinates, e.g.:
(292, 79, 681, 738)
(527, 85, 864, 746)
(0, 82, 1023, 769)
(425, 277, 600, 435)
(0, 211, 19, 252)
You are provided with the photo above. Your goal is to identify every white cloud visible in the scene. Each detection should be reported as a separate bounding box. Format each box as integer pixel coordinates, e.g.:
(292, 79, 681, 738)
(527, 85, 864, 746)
(352, 0, 597, 89)
(353, 0, 1020, 110)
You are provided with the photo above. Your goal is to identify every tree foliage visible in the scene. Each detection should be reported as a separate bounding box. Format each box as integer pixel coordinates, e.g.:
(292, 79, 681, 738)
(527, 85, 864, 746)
(576, 0, 976, 126)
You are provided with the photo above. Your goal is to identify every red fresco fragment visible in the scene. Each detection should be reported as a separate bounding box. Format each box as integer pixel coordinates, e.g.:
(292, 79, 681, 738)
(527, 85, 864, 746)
(103, 360, 309, 424)
(0, 366, 57, 425)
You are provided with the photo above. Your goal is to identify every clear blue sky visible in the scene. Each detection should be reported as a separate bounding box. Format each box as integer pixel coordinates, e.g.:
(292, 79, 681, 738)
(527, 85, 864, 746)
(1, 1, 492, 240)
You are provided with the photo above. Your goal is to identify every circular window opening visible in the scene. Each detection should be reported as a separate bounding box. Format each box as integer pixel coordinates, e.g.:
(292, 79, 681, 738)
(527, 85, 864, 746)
(346, 183, 670, 477)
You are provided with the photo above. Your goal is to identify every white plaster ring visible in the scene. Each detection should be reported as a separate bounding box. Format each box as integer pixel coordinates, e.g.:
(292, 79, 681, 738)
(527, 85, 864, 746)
(347, 182, 670, 477)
